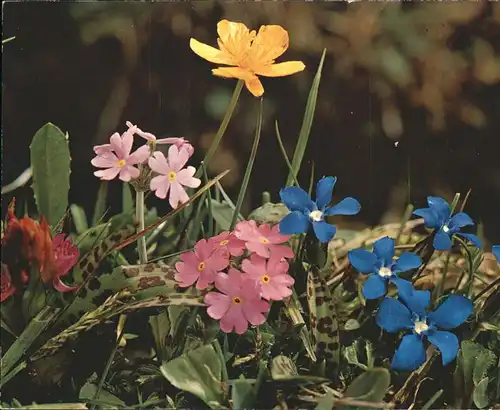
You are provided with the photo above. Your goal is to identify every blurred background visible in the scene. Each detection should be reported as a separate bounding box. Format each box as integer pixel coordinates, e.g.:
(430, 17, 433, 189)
(3, 1, 500, 244)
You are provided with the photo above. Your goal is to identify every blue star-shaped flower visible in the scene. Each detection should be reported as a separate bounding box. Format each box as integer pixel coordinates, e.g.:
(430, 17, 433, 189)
(413, 196, 481, 251)
(279, 176, 361, 243)
(348, 236, 422, 300)
(376, 288, 473, 371)
(493, 245, 500, 263)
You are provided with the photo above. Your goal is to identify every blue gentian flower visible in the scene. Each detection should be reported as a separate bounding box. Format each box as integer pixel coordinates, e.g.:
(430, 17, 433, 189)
(348, 237, 422, 299)
(493, 245, 500, 262)
(376, 289, 473, 371)
(279, 176, 361, 243)
(413, 196, 481, 251)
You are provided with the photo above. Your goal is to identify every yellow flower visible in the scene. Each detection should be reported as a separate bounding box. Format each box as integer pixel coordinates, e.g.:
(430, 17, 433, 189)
(190, 20, 306, 97)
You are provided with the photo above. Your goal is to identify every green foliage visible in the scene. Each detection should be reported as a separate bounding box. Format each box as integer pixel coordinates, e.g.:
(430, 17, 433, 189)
(30, 123, 71, 226)
(339, 368, 391, 410)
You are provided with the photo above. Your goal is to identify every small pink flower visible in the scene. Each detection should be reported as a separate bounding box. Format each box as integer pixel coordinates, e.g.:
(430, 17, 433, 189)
(126, 121, 194, 157)
(149, 145, 201, 209)
(204, 268, 270, 334)
(209, 231, 246, 257)
(91, 126, 150, 181)
(175, 239, 229, 289)
(242, 254, 294, 301)
(1, 264, 16, 303)
(234, 220, 294, 259)
(51, 234, 79, 293)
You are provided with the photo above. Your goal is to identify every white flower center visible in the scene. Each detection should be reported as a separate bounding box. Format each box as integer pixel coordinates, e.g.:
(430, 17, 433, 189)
(378, 267, 392, 278)
(309, 210, 323, 222)
(442, 225, 450, 233)
(414, 320, 429, 334)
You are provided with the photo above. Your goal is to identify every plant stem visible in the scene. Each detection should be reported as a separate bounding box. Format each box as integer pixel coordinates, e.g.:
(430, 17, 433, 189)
(135, 190, 148, 264)
(195, 80, 244, 178)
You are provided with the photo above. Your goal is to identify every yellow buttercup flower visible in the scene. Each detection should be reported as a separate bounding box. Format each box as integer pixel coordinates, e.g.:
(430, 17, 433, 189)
(190, 20, 306, 97)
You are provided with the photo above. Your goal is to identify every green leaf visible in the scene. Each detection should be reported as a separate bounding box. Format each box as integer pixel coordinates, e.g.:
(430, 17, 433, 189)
(315, 393, 334, 410)
(472, 377, 491, 409)
(30, 123, 71, 226)
(92, 181, 108, 225)
(79, 378, 125, 407)
(231, 376, 255, 410)
(160, 344, 224, 409)
(339, 368, 390, 410)
(211, 200, 237, 231)
(122, 182, 134, 214)
(70, 204, 89, 234)
(230, 98, 263, 230)
(285, 49, 326, 186)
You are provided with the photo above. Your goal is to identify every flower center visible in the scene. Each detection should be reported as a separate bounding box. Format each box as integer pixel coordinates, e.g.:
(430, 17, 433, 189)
(260, 274, 271, 285)
(197, 262, 205, 272)
(442, 225, 450, 233)
(259, 237, 269, 244)
(219, 240, 229, 246)
(232, 296, 242, 304)
(168, 171, 177, 182)
(309, 210, 323, 222)
(414, 320, 429, 335)
(378, 267, 392, 278)
(116, 159, 126, 168)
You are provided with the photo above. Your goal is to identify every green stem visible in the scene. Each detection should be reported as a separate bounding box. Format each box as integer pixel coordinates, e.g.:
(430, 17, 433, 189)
(196, 80, 244, 178)
(135, 190, 148, 264)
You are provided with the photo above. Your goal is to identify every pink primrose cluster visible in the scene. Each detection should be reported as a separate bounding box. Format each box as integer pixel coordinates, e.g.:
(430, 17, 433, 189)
(174, 220, 295, 335)
(91, 122, 200, 209)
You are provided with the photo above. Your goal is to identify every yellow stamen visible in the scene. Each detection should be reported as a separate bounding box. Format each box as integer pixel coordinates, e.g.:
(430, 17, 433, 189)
(168, 171, 177, 182)
(232, 296, 242, 304)
(219, 239, 229, 246)
(260, 274, 271, 285)
(117, 159, 126, 168)
(197, 262, 205, 272)
(259, 237, 269, 244)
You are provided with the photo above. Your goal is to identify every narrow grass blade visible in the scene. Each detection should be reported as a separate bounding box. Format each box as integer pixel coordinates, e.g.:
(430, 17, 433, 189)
(122, 182, 134, 213)
(286, 49, 327, 187)
(92, 181, 108, 225)
(70, 204, 89, 234)
(275, 121, 300, 188)
(1, 167, 32, 194)
(196, 80, 244, 178)
(230, 98, 264, 230)
(0, 306, 60, 386)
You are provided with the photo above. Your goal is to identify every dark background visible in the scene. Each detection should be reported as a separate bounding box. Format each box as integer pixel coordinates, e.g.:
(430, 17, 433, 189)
(3, 1, 500, 243)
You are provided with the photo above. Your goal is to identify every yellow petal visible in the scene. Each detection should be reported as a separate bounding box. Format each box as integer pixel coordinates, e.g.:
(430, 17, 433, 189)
(217, 19, 256, 60)
(255, 61, 306, 78)
(244, 75, 264, 97)
(250, 25, 289, 66)
(189, 38, 234, 65)
(212, 67, 264, 97)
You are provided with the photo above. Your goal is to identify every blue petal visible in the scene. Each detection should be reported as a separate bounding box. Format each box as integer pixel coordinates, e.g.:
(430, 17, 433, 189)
(315, 176, 337, 209)
(433, 229, 453, 251)
(427, 196, 451, 224)
(427, 294, 473, 330)
(448, 212, 474, 230)
(279, 211, 310, 235)
(455, 232, 482, 248)
(362, 275, 387, 299)
(493, 245, 500, 262)
(391, 334, 426, 371)
(398, 287, 431, 317)
(373, 237, 395, 266)
(392, 277, 415, 297)
(427, 330, 459, 366)
(324, 197, 361, 216)
(376, 297, 413, 333)
(413, 208, 439, 229)
(393, 252, 422, 273)
(348, 248, 378, 273)
(312, 220, 336, 243)
(279, 187, 315, 212)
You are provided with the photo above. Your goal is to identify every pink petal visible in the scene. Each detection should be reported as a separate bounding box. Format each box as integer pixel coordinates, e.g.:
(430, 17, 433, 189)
(242, 300, 269, 325)
(234, 220, 259, 241)
(110, 133, 125, 158)
(194, 239, 215, 260)
(91, 153, 119, 168)
(169, 181, 189, 209)
(246, 242, 270, 258)
(220, 304, 247, 334)
(93, 143, 112, 155)
(268, 224, 291, 243)
(215, 270, 240, 296)
(196, 268, 216, 289)
(167, 144, 189, 171)
(121, 127, 135, 156)
(270, 245, 294, 259)
(148, 151, 170, 175)
(176, 167, 199, 186)
(94, 167, 121, 181)
(205, 292, 231, 319)
(53, 277, 77, 293)
(150, 175, 170, 199)
(156, 137, 185, 145)
(118, 165, 140, 182)
(128, 145, 150, 165)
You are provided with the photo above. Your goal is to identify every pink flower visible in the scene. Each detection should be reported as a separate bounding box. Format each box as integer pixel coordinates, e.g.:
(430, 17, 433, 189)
(234, 220, 294, 259)
(204, 268, 270, 334)
(209, 231, 246, 257)
(91, 127, 150, 181)
(148, 145, 201, 209)
(126, 121, 195, 157)
(1, 264, 16, 303)
(51, 234, 79, 293)
(175, 239, 229, 289)
(242, 254, 294, 301)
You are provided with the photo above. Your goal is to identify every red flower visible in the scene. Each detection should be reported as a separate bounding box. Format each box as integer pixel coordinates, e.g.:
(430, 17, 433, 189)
(1, 264, 16, 302)
(51, 234, 79, 293)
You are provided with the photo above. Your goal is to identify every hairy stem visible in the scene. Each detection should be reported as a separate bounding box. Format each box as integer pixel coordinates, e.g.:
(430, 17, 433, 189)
(135, 190, 148, 264)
